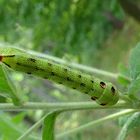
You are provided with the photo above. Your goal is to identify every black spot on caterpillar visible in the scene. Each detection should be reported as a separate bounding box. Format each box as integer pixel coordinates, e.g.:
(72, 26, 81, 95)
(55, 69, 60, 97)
(67, 77, 72, 81)
(2, 62, 11, 68)
(28, 58, 36, 62)
(58, 81, 63, 84)
(80, 83, 86, 87)
(91, 88, 94, 91)
(64, 68, 68, 72)
(48, 63, 52, 66)
(100, 81, 106, 89)
(78, 75, 82, 78)
(16, 62, 20, 65)
(27, 72, 32, 74)
(51, 72, 55, 76)
(0, 47, 119, 106)
(44, 76, 48, 79)
(91, 96, 98, 100)
(111, 86, 116, 95)
(100, 103, 107, 106)
(3, 55, 15, 57)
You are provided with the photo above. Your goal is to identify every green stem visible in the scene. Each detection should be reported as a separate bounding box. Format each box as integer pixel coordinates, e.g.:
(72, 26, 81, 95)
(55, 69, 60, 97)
(56, 109, 139, 139)
(68, 63, 118, 79)
(1, 44, 130, 81)
(29, 50, 118, 79)
(30, 50, 132, 83)
(0, 102, 137, 111)
(119, 93, 133, 104)
(17, 113, 48, 140)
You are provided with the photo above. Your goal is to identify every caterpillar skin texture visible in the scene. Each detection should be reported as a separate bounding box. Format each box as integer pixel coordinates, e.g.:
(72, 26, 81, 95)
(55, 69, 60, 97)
(0, 48, 119, 106)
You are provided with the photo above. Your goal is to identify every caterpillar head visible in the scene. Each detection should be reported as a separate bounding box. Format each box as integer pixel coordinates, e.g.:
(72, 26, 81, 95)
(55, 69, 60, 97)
(92, 82, 119, 106)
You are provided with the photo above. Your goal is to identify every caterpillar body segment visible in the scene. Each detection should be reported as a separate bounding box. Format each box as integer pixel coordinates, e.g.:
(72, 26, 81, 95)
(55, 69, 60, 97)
(0, 47, 119, 106)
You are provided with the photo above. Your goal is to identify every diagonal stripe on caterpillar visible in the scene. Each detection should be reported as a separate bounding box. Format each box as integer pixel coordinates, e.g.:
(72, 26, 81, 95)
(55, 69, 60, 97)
(0, 47, 119, 106)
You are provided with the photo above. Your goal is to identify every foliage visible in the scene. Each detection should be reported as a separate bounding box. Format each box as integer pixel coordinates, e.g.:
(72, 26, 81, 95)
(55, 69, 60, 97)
(0, 0, 140, 140)
(118, 112, 140, 140)
(0, 64, 23, 105)
(128, 43, 140, 99)
(42, 111, 61, 140)
(0, 42, 140, 139)
(0, 0, 124, 64)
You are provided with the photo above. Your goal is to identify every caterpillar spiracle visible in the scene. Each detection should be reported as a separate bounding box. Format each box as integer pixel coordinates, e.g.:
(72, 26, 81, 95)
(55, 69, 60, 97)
(0, 47, 119, 106)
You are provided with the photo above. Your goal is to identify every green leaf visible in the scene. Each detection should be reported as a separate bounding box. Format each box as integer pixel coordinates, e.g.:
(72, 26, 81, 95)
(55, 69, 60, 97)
(0, 113, 36, 140)
(0, 95, 7, 103)
(0, 64, 24, 105)
(0, 113, 24, 140)
(128, 75, 140, 99)
(12, 112, 26, 124)
(118, 115, 130, 127)
(117, 74, 130, 86)
(117, 63, 131, 86)
(0, 65, 13, 97)
(129, 42, 140, 79)
(117, 112, 140, 140)
(128, 43, 140, 99)
(42, 111, 61, 140)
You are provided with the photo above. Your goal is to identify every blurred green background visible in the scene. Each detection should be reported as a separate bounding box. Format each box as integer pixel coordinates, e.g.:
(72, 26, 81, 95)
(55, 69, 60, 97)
(0, 0, 140, 139)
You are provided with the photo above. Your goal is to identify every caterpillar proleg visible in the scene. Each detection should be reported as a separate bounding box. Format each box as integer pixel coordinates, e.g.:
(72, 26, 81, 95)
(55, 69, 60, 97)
(0, 47, 119, 106)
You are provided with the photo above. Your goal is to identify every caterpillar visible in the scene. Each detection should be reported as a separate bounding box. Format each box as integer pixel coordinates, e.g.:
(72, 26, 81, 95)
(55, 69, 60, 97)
(0, 47, 119, 106)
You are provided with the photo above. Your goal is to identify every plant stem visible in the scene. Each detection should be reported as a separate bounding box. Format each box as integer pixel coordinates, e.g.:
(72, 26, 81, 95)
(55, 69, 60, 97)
(29, 50, 118, 79)
(17, 113, 49, 140)
(0, 102, 137, 111)
(1, 43, 130, 80)
(30, 49, 132, 83)
(57, 109, 139, 139)
(119, 93, 133, 103)
(68, 62, 118, 79)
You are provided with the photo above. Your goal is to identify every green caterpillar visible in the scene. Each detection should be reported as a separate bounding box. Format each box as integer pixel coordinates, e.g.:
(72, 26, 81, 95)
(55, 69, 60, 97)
(0, 47, 119, 106)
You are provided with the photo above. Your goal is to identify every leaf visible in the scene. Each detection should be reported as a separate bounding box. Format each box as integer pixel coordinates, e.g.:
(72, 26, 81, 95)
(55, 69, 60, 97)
(118, 115, 130, 127)
(117, 63, 131, 86)
(0, 64, 24, 105)
(0, 113, 35, 140)
(128, 43, 140, 99)
(0, 113, 24, 140)
(117, 112, 140, 140)
(42, 111, 61, 140)
(12, 112, 26, 124)
(129, 42, 140, 79)
(117, 74, 130, 86)
(128, 75, 140, 99)
(0, 65, 13, 97)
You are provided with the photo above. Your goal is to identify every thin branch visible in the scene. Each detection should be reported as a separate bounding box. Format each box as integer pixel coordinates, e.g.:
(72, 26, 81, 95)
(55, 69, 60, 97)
(17, 113, 48, 140)
(29, 49, 132, 83)
(0, 43, 130, 81)
(57, 109, 139, 139)
(29, 50, 118, 79)
(0, 102, 136, 111)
